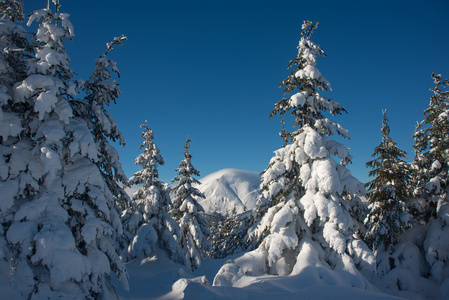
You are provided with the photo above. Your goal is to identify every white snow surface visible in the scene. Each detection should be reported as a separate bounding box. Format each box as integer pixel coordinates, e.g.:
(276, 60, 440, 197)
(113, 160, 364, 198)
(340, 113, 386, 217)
(111, 249, 404, 300)
(193, 168, 261, 215)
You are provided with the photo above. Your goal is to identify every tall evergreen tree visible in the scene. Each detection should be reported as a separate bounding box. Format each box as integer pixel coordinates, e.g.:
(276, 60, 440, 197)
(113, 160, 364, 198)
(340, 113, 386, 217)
(0, 3, 129, 298)
(0, 2, 32, 297)
(412, 73, 449, 223)
(122, 122, 184, 264)
(364, 109, 411, 251)
(171, 137, 211, 270)
(371, 75, 449, 298)
(77, 34, 131, 211)
(410, 73, 449, 285)
(216, 21, 373, 285)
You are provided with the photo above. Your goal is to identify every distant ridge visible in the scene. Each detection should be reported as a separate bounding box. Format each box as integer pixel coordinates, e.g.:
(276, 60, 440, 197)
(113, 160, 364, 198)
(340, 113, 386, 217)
(195, 168, 261, 215)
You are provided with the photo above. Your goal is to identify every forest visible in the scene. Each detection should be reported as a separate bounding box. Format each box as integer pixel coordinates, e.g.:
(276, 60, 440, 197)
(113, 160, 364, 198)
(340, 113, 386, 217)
(0, 1, 448, 299)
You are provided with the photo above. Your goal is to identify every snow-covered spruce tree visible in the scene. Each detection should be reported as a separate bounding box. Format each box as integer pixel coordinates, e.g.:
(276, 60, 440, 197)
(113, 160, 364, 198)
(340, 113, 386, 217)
(208, 207, 238, 259)
(412, 73, 449, 224)
(207, 213, 226, 258)
(223, 208, 253, 257)
(76, 34, 131, 212)
(0, 1, 32, 296)
(364, 109, 411, 252)
(214, 21, 373, 287)
(409, 73, 449, 288)
(0, 3, 129, 298)
(209, 207, 255, 259)
(171, 137, 211, 270)
(122, 122, 184, 264)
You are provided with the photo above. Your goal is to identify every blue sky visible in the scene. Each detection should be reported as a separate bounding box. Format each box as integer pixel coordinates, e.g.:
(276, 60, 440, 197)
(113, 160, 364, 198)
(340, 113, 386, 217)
(25, 0, 449, 184)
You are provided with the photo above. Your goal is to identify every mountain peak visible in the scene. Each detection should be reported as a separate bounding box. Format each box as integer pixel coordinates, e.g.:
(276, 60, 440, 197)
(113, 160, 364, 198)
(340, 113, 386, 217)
(195, 169, 261, 215)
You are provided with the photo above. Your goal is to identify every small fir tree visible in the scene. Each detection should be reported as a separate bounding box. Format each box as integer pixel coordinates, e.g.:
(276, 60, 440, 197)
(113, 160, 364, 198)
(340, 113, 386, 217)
(122, 122, 184, 264)
(364, 109, 411, 251)
(222, 207, 253, 257)
(206, 212, 226, 258)
(171, 137, 211, 270)
(208, 207, 245, 259)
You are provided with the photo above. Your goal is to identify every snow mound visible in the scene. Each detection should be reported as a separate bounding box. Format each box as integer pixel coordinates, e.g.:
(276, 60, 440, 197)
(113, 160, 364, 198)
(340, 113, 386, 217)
(112, 250, 403, 300)
(195, 169, 260, 215)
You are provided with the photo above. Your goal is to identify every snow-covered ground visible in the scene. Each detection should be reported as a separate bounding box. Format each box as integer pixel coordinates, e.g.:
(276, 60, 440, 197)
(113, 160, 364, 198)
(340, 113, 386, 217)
(113, 249, 403, 300)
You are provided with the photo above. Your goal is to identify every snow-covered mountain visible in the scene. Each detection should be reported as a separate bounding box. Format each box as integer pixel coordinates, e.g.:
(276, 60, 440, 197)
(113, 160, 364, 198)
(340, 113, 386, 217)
(194, 168, 261, 215)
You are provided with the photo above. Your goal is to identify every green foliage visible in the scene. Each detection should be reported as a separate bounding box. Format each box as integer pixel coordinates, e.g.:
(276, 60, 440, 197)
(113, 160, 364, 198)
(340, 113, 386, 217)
(270, 21, 347, 134)
(0, 0, 24, 22)
(258, 20, 352, 222)
(365, 109, 411, 250)
(171, 137, 204, 217)
(131, 121, 164, 187)
(366, 110, 410, 200)
(208, 207, 252, 258)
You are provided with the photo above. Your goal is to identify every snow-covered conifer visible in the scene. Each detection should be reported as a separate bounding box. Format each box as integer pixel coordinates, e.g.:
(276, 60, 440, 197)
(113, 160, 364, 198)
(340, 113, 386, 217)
(207, 213, 226, 258)
(408, 73, 449, 288)
(364, 109, 411, 251)
(122, 122, 184, 264)
(368, 75, 449, 299)
(208, 207, 240, 258)
(412, 73, 449, 223)
(171, 137, 211, 270)
(217, 207, 253, 258)
(77, 34, 131, 211)
(215, 21, 373, 286)
(0, 2, 129, 298)
(0, 1, 32, 295)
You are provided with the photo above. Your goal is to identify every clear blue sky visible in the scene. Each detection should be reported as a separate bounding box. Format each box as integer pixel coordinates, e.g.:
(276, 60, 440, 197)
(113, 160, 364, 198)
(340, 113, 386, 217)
(25, 0, 449, 184)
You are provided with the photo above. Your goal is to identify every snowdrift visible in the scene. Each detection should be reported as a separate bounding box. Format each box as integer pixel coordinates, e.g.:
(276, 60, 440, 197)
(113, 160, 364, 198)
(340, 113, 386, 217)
(113, 249, 403, 300)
